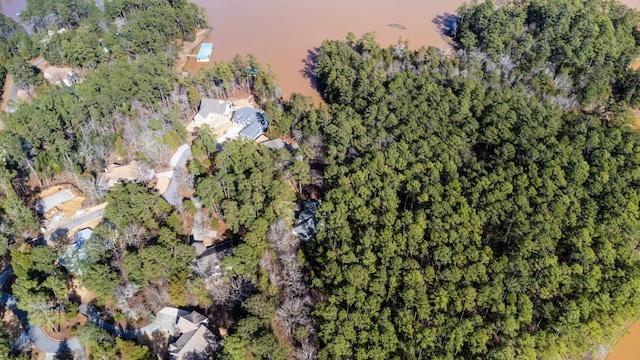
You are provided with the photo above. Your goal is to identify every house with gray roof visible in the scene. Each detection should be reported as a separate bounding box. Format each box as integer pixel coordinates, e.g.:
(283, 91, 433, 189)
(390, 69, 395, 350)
(231, 108, 268, 140)
(231, 107, 264, 125)
(292, 200, 321, 241)
(194, 99, 232, 126)
(169, 311, 221, 360)
(238, 120, 267, 140)
(58, 228, 92, 275)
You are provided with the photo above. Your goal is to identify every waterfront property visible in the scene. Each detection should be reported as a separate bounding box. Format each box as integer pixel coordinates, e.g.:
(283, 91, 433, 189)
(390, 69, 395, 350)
(196, 43, 213, 62)
(194, 98, 232, 126)
(231, 107, 269, 140)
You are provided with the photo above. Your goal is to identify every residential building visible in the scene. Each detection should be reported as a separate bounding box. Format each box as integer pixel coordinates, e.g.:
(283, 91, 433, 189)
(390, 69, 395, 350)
(169, 311, 221, 360)
(231, 107, 268, 140)
(194, 99, 232, 126)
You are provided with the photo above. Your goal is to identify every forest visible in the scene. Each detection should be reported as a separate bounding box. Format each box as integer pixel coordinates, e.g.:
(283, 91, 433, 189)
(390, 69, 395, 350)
(1, 0, 640, 359)
(297, 0, 640, 358)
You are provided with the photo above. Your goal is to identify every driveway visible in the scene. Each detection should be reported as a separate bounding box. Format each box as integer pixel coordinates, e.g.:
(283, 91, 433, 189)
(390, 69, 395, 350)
(2, 265, 183, 359)
(162, 145, 191, 206)
(45, 207, 105, 243)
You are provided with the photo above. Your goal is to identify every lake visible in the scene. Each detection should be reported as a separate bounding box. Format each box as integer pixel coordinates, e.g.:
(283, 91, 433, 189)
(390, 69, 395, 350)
(187, 0, 468, 101)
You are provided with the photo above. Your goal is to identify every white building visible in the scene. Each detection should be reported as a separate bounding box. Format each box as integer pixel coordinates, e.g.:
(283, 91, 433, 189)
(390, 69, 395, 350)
(194, 99, 232, 126)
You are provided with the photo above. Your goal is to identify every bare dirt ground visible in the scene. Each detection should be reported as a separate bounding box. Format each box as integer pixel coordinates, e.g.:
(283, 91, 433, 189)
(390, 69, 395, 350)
(229, 93, 256, 108)
(39, 185, 85, 220)
(71, 279, 97, 304)
(255, 135, 270, 143)
(32, 57, 75, 86)
(210, 216, 230, 245)
(102, 162, 139, 184)
(31, 348, 47, 360)
(43, 66, 74, 84)
(156, 177, 170, 194)
(175, 28, 211, 76)
(0, 74, 13, 113)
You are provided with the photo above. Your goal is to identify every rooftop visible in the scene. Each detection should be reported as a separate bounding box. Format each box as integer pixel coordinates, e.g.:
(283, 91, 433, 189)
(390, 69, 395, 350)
(197, 99, 230, 119)
(231, 107, 265, 126)
(238, 120, 266, 140)
(196, 43, 213, 60)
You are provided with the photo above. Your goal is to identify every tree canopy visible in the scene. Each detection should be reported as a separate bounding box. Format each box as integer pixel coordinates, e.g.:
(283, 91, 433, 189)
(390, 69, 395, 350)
(295, 1, 640, 359)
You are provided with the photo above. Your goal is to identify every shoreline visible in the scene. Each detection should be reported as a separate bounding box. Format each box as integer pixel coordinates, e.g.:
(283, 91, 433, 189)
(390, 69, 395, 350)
(175, 27, 212, 76)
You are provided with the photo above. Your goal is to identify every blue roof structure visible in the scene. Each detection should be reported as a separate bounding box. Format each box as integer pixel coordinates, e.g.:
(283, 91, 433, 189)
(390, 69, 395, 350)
(232, 108, 265, 126)
(239, 121, 265, 140)
(232, 107, 269, 140)
(196, 43, 213, 61)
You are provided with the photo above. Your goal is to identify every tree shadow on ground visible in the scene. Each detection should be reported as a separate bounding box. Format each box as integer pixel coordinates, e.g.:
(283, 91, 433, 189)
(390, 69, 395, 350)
(432, 13, 460, 37)
(1, 305, 23, 337)
(300, 48, 320, 93)
(139, 330, 169, 359)
(54, 340, 74, 360)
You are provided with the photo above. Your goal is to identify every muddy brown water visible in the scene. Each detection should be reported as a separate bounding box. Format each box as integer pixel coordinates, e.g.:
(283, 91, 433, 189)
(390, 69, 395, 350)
(5, 0, 640, 358)
(188, 0, 468, 102)
(0, 0, 24, 21)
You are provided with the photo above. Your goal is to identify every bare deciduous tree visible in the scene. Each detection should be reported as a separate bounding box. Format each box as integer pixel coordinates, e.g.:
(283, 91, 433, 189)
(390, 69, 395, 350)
(79, 175, 110, 204)
(135, 161, 155, 183)
(177, 169, 194, 194)
(114, 282, 141, 319)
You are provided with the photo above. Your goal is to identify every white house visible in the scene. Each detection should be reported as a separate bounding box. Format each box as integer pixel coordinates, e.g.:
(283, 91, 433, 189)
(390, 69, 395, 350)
(194, 99, 232, 126)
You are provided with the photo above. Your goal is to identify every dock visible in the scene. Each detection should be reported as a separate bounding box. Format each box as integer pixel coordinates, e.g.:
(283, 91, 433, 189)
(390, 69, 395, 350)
(196, 43, 213, 62)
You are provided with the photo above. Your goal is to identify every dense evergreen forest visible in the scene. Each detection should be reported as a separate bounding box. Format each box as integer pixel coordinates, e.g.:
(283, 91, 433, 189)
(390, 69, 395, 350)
(293, 0, 640, 358)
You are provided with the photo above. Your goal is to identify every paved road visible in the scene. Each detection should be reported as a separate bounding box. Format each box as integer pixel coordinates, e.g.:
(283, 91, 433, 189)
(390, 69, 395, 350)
(4, 83, 18, 113)
(162, 146, 191, 206)
(45, 207, 105, 243)
(8, 83, 17, 101)
(28, 326, 84, 357)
